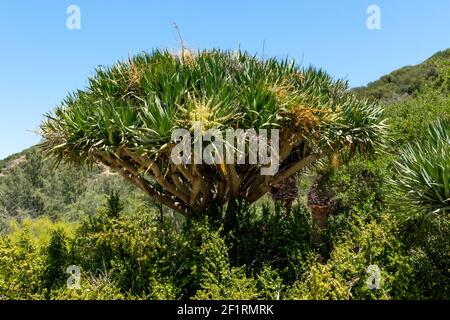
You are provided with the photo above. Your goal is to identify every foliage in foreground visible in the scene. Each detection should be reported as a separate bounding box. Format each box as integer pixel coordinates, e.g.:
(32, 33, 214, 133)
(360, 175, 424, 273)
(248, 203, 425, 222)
(0, 196, 447, 300)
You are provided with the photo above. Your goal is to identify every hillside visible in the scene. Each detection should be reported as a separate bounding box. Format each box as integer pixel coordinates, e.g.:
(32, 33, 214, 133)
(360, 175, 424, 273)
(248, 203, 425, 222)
(0, 146, 147, 233)
(354, 48, 450, 104)
(0, 148, 31, 175)
(354, 48, 450, 148)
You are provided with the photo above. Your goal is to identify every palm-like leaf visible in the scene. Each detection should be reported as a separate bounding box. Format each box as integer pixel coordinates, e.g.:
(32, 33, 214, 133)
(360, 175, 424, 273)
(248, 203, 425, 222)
(391, 119, 450, 215)
(40, 49, 387, 217)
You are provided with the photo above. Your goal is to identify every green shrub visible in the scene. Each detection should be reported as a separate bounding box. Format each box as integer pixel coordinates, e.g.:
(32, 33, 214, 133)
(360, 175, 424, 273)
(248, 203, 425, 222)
(285, 263, 351, 300)
(194, 267, 258, 300)
(398, 215, 450, 299)
(0, 229, 46, 299)
(328, 159, 388, 212)
(0, 182, 447, 300)
(51, 273, 126, 300)
(232, 203, 315, 283)
(255, 265, 284, 300)
(286, 210, 421, 300)
(42, 228, 69, 296)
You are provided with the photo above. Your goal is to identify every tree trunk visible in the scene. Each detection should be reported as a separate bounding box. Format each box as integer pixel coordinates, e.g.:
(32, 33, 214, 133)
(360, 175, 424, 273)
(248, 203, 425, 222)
(307, 174, 338, 229)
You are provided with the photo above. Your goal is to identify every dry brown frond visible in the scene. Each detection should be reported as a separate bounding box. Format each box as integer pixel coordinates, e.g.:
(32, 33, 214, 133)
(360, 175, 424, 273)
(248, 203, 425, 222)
(270, 78, 295, 104)
(331, 151, 341, 169)
(181, 48, 196, 67)
(287, 106, 321, 138)
(125, 62, 144, 91)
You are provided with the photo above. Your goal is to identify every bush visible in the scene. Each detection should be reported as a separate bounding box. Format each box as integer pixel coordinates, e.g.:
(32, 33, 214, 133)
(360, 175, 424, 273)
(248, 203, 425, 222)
(0, 188, 447, 300)
(285, 263, 351, 300)
(232, 203, 315, 283)
(289, 210, 425, 300)
(51, 273, 126, 300)
(328, 159, 388, 212)
(398, 215, 450, 299)
(194, 267, 258, 300)
(0, 228, 46, 299)
(42, 228, 70, 296)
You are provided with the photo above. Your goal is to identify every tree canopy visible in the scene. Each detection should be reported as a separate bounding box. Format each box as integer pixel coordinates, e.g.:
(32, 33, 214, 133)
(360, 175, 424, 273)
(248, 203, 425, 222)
(41, 49, 386, 218)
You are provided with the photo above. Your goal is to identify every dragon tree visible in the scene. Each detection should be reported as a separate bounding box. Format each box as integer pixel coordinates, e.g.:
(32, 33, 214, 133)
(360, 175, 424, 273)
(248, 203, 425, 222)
(40, 49, 386, 228)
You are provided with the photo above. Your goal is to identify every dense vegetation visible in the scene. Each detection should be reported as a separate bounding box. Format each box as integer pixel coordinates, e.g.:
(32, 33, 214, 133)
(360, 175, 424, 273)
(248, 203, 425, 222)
(0, 49, 448, 300)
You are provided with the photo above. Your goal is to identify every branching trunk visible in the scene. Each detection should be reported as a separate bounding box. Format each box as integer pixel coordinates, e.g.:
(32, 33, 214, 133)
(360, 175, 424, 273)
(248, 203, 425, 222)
(92, 134, 338, 227)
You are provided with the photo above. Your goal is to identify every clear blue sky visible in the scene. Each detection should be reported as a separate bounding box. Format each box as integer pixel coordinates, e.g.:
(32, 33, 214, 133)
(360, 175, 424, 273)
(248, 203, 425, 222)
(1, 0, 449, 159)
